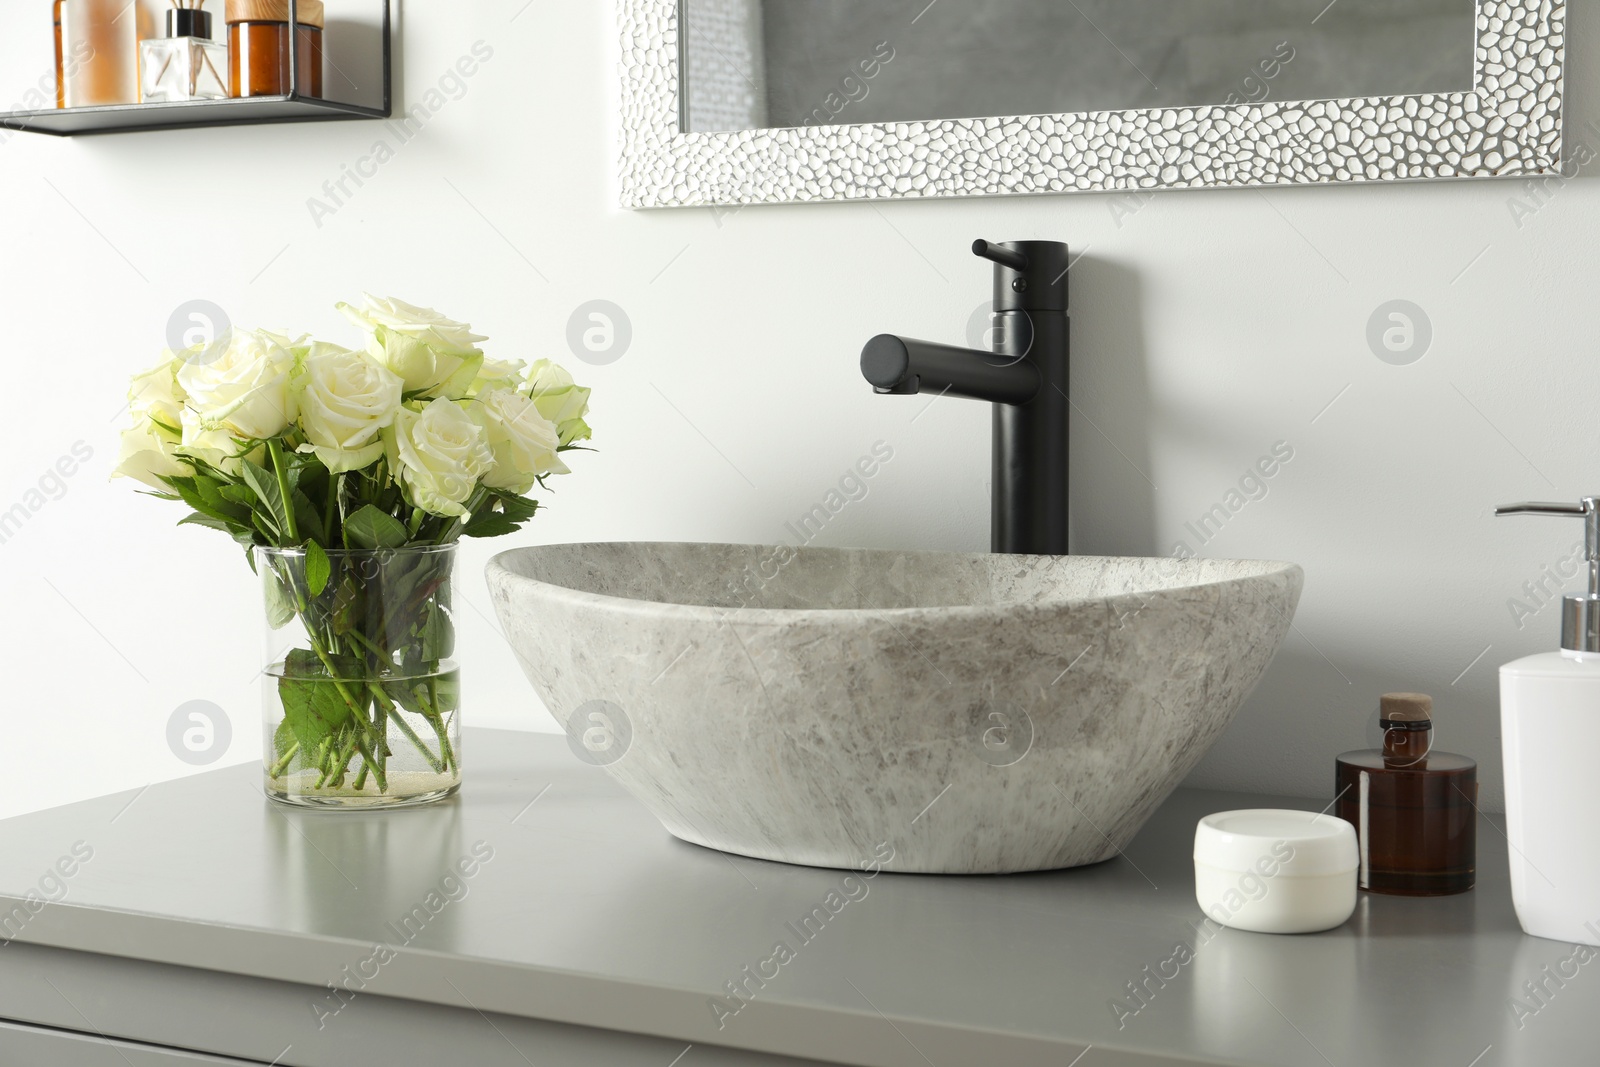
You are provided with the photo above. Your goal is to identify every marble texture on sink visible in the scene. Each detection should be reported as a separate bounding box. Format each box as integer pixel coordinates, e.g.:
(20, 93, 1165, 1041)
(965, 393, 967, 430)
(487, 543, 1303, 874)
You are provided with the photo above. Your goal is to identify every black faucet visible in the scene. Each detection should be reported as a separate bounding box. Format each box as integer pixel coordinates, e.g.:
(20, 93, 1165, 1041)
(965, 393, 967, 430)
(860, 239, 1069, 555)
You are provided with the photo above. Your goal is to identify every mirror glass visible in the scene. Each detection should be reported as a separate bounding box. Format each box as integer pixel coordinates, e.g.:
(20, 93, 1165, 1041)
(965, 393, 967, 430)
(683, 0, 1475, 134)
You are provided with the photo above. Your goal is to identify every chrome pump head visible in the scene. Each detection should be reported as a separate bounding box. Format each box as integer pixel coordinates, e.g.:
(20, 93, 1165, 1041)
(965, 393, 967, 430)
(1497, 497, 1600, 653)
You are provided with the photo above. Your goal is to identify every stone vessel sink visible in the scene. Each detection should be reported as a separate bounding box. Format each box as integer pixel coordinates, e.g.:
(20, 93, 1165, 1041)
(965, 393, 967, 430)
(487, 543, 1303, 875)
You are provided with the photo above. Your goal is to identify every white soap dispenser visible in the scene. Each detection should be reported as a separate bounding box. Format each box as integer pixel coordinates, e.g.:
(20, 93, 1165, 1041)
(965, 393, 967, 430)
(1497, 497, 1600, 946)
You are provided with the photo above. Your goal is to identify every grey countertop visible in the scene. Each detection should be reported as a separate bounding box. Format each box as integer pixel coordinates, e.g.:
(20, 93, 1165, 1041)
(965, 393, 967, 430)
(0, 728, 1589, 1066)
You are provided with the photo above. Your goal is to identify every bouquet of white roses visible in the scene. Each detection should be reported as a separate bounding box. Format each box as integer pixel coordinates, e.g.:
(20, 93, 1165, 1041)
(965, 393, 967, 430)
(115, 296, 591, 802)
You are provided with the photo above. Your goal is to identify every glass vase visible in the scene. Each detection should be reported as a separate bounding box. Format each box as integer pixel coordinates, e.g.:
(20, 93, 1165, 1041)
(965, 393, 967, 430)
(257, 545, 461, 809)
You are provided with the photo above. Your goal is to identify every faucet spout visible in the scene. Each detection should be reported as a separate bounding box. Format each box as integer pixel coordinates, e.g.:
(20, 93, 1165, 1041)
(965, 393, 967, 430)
(860, 335, 1040, 405)
(859, 238, 1070, 556)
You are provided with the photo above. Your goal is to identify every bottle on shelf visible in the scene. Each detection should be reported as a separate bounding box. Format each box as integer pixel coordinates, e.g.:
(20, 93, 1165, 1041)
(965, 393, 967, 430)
(53, 0, 140, 108)
(226, 0, 324, 99)
(140, 1, 228, 102)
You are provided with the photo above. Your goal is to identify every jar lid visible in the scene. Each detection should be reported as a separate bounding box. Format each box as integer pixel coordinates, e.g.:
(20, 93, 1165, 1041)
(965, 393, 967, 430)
(225, 0, 325, 28)
(1194, 809, 1357, 877)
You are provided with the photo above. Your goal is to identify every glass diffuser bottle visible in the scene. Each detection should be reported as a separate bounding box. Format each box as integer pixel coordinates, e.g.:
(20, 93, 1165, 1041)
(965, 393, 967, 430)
(141, 1, 229, 102)
(1335, 693, 1477, 895)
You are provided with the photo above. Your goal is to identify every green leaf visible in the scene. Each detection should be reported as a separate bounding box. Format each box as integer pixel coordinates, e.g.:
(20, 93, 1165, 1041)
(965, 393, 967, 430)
(178, 512, 236, 534)
(457, 492, 539, 540)
(277, 671, 358, 755)
(194, 473, 238, 506)
(379, 675, 419, 716)
(194, 476, 252, 524)
(239, 461, 289, 540)
(283, 648, 322, 676)
(461, 514, 521, 539)
(384, 678, 426, 716)
(329, 577, 362, 635)
(418, 602, 455, 661)
(293, 490, 322, 542)
(263, 568, 296, 629)
(431, 672, 460, 715)
(384, 669, 457, 718)
(495, 493, 540, 523)
(344, 505, 409, 550)
(283, 647, 364, 679)
(304, 540, 331, 597)
(218, 484, 256, 508)
(296, 459, 330, 493)
(167, 477, 247, 529)
(273, 717, 298, 761)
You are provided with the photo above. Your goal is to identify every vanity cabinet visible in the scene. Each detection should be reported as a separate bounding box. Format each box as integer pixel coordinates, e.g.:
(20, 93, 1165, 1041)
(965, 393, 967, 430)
(0, 730, 1590, 1066)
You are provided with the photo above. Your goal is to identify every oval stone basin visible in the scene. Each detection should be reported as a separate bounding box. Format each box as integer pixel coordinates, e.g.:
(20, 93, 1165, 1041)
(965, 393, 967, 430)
(487, 543, 1303, 874)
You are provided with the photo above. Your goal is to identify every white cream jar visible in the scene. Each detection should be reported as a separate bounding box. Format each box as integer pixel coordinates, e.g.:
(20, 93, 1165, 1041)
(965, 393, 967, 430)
(1193, 809, 1358, 934)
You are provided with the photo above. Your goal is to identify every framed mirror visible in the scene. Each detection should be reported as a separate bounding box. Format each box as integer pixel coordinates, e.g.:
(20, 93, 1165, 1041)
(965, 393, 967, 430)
(619, 0, 1565, 207)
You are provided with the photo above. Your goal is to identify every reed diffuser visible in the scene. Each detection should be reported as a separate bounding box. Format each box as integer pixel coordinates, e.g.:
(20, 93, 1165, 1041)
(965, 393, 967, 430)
(140, 0, 229, 102)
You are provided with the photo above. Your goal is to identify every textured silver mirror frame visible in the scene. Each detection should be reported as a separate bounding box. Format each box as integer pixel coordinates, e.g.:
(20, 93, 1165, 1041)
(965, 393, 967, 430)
(620, 0, 1565, 208)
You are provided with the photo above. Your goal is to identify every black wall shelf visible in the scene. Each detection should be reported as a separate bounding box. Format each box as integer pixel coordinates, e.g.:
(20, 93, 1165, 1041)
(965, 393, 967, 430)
(0, 0, 391, 137)
(0, 95, 387, 136)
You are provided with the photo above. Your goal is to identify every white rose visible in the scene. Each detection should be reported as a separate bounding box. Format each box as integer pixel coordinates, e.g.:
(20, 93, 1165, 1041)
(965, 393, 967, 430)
(525, 359, 592, 446)
(338, 295, 486, 399)
(467, 356, 526, 398)
(127, 354, 187, 431)
(176, 328, 299, 442)
(387, 398, 493, 517)
(111, 421, 189, 490)
(176, 408, 252, 473)
(476, 389, 566, 494)
(296, 343, 404, 474)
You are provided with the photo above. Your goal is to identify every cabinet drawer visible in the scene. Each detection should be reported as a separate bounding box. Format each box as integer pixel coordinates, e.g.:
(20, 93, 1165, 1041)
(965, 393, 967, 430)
(0, 1020, 269, 1065)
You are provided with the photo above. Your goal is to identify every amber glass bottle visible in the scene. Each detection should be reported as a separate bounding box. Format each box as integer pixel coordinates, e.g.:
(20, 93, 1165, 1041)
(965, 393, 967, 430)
(226, 0, 324, 98)
(53, 0, 140, 107)
(1335, 693, 1477, 896)
(53, 1, 65, 108)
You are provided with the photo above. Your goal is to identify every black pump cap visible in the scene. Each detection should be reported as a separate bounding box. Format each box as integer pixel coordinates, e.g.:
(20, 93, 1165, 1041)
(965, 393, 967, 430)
(168, 9, 214, 40)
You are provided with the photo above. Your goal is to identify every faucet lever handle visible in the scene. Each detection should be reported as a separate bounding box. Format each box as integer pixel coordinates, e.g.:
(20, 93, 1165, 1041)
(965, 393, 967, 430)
(973, 239, 1029, 272)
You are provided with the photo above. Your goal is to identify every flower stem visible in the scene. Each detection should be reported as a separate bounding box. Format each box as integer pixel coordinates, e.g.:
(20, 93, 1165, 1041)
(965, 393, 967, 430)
(354, 731, 387, 793)
(345, 627, 390, 664)
(269, 742, 299, 779)
(330, 734, 359, 789)
(324, 471, 339, 545)
(434, 487, 491, 545)
(273, 555, 367, 749)
(387, 705, 446, 775)
(268, 440, 299, 543)
(423, 676, 457, 773)
(313, 737, 332, 788)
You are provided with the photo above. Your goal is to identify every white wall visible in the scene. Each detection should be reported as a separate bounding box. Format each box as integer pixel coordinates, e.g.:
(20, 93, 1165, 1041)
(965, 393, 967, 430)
(0, 0, 1594, 821)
